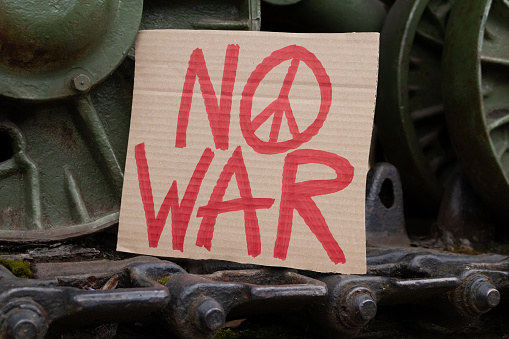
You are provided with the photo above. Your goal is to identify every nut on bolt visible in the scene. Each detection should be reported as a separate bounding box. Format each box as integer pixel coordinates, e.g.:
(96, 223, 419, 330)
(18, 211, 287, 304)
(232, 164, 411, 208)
(458, 274, 501, 315)
(1, 303, 48, 339)
(339, 287, 377, 327)
(351, 293, 377, 321)
(196, 299, 225, 332)
(71, 74, 92, 92)
(471, 279, 500, 313)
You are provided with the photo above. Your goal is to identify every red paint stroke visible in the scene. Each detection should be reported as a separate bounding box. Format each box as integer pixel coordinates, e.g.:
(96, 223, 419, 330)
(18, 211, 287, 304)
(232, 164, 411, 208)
(240, 45, 332, 154)
(176, 44, 240, 150)
(274, 149, 354, 264)
(196, 146, 275, 257)
(135, 143, 214, 250)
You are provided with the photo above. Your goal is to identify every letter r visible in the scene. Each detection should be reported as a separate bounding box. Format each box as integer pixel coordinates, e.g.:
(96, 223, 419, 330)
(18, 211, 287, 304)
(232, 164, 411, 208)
(274, 149, 354, 264)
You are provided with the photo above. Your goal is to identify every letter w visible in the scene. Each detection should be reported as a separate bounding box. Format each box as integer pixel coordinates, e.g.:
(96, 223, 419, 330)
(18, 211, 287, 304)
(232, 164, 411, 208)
(135, 143, 214, 250)
(175, 44, 240, 150)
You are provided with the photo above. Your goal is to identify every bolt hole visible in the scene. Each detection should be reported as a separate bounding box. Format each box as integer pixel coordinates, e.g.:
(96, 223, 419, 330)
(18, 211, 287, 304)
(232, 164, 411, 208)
(379, 179, 394, 209)
(0, 131, 14, 163)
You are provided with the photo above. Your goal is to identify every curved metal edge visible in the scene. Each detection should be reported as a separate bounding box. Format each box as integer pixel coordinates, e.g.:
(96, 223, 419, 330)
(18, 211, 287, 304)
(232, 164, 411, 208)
(443, 0, 509, 221)
(376, 0, 443, 209)
(0, 0, 143, 102)
(0, 212, 119, 243)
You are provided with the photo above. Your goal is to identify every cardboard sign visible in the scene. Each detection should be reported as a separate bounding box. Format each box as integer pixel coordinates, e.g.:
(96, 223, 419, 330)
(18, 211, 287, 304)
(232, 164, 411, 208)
(117, 30, 379, 273)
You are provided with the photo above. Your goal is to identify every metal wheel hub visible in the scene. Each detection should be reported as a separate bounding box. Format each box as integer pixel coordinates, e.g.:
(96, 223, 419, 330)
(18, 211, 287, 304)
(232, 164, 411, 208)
(0, 0, 143, 101)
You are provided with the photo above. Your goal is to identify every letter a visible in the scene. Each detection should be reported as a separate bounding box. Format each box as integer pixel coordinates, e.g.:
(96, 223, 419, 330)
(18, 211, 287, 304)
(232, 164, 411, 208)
(175, 44, 240, 150)
(196, 146, 275, 257)
(135, 143, 214, 249)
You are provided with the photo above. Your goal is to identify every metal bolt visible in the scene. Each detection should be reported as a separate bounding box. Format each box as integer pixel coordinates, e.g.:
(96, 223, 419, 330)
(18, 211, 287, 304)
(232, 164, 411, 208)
(4, 309, 45, 339)
(71, 74, 91, 92)
(339, 289, 378, 327)
(196, 299, 225, 332)
(351, 293, 377, 322)
(474, 282, 500, 310)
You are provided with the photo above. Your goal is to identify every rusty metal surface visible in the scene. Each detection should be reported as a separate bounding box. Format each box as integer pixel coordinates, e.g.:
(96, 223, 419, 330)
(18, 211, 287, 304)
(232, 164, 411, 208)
(0, 249, 506, 338)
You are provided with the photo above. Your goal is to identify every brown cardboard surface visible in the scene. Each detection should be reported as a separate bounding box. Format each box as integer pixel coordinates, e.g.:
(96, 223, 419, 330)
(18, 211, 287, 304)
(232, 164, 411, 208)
(117, 30, 379, 273)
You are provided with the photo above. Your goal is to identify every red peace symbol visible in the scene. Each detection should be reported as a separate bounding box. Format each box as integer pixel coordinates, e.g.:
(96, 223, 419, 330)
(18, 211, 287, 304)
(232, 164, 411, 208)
(240, 45, 332, 154)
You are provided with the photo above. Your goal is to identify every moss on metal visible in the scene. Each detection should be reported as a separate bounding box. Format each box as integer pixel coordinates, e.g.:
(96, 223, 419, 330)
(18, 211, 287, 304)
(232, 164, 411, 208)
(0, 259, 33, 278)
(157, 276, 172, 285)
(215, 325, 312, 339)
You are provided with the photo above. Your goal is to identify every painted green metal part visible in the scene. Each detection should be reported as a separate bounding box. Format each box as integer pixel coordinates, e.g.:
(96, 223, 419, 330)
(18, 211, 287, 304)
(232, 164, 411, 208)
(0, 0, 143, 101)
(0, 62, 133, 241)
(443, 0, 509, 221)
(0, 0, 261, 242)
(375, 0, 456, 211)
(261, 0, 387, 33)
(264, 0, 301, 5)
(140, 0, 260, 32)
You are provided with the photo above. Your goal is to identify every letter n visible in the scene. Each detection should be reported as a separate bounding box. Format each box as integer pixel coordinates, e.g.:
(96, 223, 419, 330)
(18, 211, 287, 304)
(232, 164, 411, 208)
(175, 44, 240, 150)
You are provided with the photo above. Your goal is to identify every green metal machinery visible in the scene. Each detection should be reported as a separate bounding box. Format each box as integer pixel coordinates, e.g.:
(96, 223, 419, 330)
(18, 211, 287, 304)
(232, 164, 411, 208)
(0, 0, 260, 242)
(443, 0, 509, 223)
(1, 0, 509, 238)
(376, 0, 509, 225)
(376, 0, 455, 212)
(0, 2, 508, 338)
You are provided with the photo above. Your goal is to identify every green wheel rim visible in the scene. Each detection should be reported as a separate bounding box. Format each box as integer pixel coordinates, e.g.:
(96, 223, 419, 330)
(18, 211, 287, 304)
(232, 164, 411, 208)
(443, 0, 509, 221)
(376, 0, 456, 210)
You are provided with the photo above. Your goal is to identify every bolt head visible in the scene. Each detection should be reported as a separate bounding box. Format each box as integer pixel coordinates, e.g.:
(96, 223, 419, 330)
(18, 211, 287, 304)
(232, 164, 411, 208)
(475, 282, 500, 310)
(197, 300, 225, 332)
(4, 309, 45, 339)
(485, 288, 501, 308)
(353, 294, 377, 321)
(339, 289, 378, 328)
(12, 321, 37, 339)
(72, 74, 91, 92)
